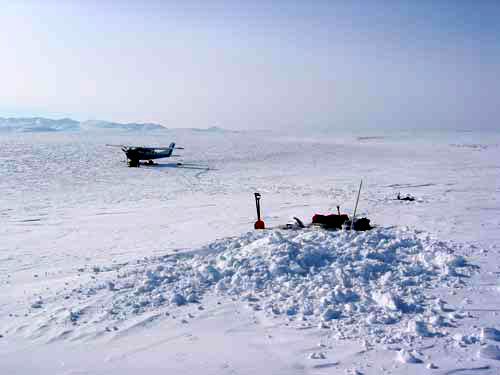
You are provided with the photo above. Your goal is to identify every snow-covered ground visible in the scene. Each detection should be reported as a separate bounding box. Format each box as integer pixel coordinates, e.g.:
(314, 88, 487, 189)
(1, 128, 499, 374)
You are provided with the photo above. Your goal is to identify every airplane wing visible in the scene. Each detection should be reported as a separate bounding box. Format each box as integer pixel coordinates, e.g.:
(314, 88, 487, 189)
(107, 144, 156, 150)
(106, 144, 183, 150)
(151, 146, 184, 150)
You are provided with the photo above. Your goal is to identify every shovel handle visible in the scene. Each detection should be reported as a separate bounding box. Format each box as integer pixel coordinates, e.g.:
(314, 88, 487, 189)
(254, 193, 261, 220)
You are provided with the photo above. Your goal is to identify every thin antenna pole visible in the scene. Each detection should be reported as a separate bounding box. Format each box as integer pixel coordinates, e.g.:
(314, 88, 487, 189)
(351, 179, 363, 230)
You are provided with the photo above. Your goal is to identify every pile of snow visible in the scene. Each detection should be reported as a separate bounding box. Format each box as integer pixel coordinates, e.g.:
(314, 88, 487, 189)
(26, 227, 475, 343)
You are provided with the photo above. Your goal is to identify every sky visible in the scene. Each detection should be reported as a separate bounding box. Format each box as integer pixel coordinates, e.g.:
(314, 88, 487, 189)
(1, 0, 499, 131)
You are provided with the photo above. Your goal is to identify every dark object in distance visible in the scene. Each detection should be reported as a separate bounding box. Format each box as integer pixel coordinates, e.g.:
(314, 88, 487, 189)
(397, 192, 415, 201)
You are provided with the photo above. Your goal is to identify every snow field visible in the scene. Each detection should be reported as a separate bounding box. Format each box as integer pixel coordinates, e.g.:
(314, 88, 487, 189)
(1, 128, 500, 374)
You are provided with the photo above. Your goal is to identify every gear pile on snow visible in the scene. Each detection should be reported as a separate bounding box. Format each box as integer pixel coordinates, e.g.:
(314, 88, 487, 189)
(311, 214, 373, 231)
(312, 213, 350, 229)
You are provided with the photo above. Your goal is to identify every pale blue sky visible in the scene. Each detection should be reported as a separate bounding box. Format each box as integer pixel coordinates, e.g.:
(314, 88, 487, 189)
(1, 0, 499, 130)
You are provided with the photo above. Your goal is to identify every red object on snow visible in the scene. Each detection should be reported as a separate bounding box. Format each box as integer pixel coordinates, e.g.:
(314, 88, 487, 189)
(254, 219, 265, 230)
(254, 193, 265, 230)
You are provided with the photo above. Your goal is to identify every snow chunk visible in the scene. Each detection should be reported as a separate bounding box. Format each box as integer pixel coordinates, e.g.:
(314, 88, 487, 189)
(397, 349, 423, 363)
(198, 265, 221, 283)
(481, 327, 500, 342)
(429, 315, 446, 328)
(453, 333, 477, 346)
(407, 320, 432, 337)
(170, 293, 186, 306)
(322, 308, 341, 321)
(373, 291, 403, 312)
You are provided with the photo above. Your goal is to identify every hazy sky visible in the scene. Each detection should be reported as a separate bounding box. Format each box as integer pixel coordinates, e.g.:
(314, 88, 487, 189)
(1, 0, 499, 130)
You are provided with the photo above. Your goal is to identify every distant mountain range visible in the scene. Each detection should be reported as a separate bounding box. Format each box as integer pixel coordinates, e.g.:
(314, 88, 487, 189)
(80, 120, 167, 132)
(0, 117, 236, 133)
(0, 117, 167, 132)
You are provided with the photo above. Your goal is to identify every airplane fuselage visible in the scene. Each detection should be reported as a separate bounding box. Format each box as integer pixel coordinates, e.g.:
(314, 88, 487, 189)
(107, 142, 180, 167)
(124, 148, 173, 160)
(122, 143, 176, 163)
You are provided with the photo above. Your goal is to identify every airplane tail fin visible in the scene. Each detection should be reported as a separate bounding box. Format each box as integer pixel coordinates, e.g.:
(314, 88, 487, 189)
(168, 142, 176, 156)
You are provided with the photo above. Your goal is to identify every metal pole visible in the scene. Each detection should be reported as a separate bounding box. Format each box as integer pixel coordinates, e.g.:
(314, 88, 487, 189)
(351, 180, 363, 230)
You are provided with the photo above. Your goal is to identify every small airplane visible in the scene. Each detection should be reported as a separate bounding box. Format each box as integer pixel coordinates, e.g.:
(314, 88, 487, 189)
(107, 142, 184, 167)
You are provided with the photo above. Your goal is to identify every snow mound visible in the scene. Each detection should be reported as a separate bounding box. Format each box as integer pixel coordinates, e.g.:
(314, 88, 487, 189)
(24, 227, 475, 342)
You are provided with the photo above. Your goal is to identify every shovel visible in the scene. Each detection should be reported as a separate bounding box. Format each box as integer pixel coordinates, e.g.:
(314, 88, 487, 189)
(254, 192, 265, 229)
